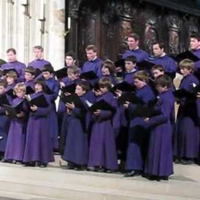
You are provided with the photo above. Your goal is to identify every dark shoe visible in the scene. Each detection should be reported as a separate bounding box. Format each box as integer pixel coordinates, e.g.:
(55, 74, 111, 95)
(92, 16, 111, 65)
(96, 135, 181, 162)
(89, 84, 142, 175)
(23, 162, 36, 167)
(106, 169, 115, 173)
(65, 165, 75, 170)
(39, 163, 47, 168)
(124, 171, 141, 177)
(148, 175, 160, 181)
(159, 176, 169, 181)
(97, 168, 106, 173)
(180, 159, 194, 165)
(87, 167, 97, 172)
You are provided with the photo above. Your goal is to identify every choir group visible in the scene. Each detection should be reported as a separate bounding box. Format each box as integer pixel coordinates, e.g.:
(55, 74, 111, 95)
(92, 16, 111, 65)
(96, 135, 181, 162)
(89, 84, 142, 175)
(0, 32, 200, 182)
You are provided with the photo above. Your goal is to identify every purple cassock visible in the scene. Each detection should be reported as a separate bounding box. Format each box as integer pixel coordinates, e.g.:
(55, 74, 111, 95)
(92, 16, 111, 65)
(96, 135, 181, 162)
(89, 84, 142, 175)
(151, 55, 177, 79)
(88, 91, 118, 170)
(1, 61, 26, 82)
(122, 49, 149, 62)
(58, 78, 80, 116)
(174, 74, 199, 159)
(62, 94, 89, 166)
(44, 77, 59, 149)
(28, 59, 51, 70)
(0, 95, 10, 154)
(191, 49, 200, 71)
(4, 98, 28, 162)
(23, 92, 54, 164)
(5, 83, 17, 103)
(124, 69, 138, 86)
(145, 90, 175, 177)
(25, 80, 35, 89)
(126, 85, 156, 171)
(82, 58, 103, 78)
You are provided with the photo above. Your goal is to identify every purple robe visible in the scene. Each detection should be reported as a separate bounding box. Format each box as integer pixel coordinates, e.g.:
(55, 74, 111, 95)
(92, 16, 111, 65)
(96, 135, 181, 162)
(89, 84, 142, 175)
(62, 94, 89, 165)
(23, 92, 54, 164)
(126, 85, 156, 171)
(174, 74, 199, 159)
(88, 91, 118, 170)
(192, 49, 200, 71)
(5, 83, 17, 104)
(1, 61, 26, 82)
(0, 95, 10, 153)
(151, 55, 177, 79)
(28, 59, 51, 70)
(122, 49, 149, 62)
(4, 98, 28, 161)
(145, 90, 174, 177)
(82, 58, 103, 78)
(124, 69, 138, 86)
(45, 78, 59, 149)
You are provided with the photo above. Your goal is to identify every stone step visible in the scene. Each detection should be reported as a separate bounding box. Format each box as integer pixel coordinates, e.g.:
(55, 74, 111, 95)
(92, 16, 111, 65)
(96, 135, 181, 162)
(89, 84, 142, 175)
(0, 162, 199, 200)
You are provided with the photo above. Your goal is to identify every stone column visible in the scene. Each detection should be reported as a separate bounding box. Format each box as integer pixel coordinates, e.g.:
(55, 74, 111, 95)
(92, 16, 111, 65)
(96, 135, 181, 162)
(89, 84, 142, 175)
(45, 0, 65, 70)
(66, 0, 79, 54)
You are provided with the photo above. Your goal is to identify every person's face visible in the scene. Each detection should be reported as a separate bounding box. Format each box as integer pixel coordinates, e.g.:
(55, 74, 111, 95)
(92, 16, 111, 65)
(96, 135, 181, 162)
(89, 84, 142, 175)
(156, 85, 167, 94)
(7, 51, 17, 62)
(86, 50, 97, 61)
(68, 72, 78, 81)
(33, 48, 43, 59)
(127, 37, 138, 50)
(100, 87, 108, 94)
(152, 69, 164, 78)
(15, 90, 25, 98)
(65, 56, 75, 67)
(190, 38, 200, 50)
(75, 85, 86, 97)
(42, 71, 52, 80)
(153, 44, 164, 57)
(134, 78, 146, 89)
(101, 66, 110, 76)
(125, 61, 136, 72)
(6, 77, 15, 85)
(25, 72, 34, 81)
(34, 83, 43, 93)
(180, 68, 191, 77)
(0, 86, 6, 95)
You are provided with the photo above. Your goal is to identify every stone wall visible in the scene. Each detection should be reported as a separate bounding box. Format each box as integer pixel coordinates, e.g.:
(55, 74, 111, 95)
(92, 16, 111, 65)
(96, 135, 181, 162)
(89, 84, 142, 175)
(0, 0, 65, 70)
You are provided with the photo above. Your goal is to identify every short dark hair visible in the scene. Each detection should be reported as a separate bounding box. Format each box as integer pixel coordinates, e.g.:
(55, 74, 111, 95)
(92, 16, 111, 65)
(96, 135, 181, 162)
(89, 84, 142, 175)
(102, 60, 116, 75)
(152, 65, 165, 72)
(0, 80, 7, 88)
(98, 77, 112, 90)
(77, 80, 90, 92)
(34, 79, 46, 91)
(124, 55, 137, 64)
(155, 74, 172, 89)
(190, 33, 200, 41)
(153, 41, 165, 49)
(25, 66, 36, 76)
(33, 45, 44, 52)
(6, 48, 16, 54)
(66, 51, 77, 60)
(42, 64, 54, 74)
(128, 33, 140, 41)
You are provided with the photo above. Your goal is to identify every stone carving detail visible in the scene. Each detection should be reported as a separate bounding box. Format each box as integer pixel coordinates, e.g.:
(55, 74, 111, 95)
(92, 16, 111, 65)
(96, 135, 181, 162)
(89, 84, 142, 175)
(144, 17, 158, 55)
(167, 15, 181, 55)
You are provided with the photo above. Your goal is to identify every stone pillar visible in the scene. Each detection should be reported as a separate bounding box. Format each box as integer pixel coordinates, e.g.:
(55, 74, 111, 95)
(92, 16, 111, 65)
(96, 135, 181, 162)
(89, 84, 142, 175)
(45, 0, 65, 70)
(66, 1, 79, 54)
